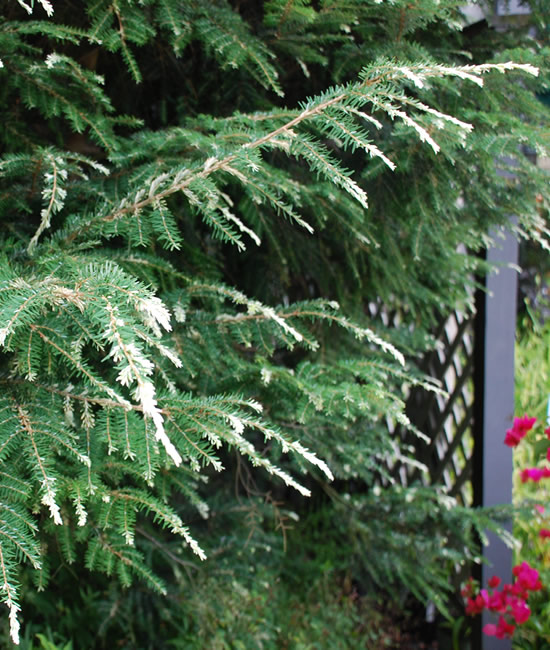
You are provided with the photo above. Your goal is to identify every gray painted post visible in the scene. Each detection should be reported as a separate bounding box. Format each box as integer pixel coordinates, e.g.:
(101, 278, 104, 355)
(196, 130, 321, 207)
(473, 226, 518, 650)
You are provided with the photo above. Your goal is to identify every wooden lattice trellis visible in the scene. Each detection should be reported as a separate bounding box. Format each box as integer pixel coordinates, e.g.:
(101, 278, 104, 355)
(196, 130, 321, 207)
(404, 310, 476, 505)
(368, 302, 476, 506)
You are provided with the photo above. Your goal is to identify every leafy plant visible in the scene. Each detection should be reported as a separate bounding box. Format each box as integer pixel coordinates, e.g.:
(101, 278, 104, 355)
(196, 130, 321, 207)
(0, 0, 548, 645)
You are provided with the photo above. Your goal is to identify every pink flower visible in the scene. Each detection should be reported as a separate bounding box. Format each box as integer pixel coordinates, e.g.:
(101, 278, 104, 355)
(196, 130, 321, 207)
(487, 590, 507, 613)
(509, 582, 528, 600)
(510, 600, 530, 624)
(539, 529, 550, 539)
(465, 597, 480, 615)
(488, 575, 501, 589)
(514, 415, 537, 433)
(483, 623, 498, 637)
(545, 426, 550, 440)
(520, 467, 546, 483)
(484, 617, 516, 639)
(505, 429, 524, 447)
(465, 590, 489, 616)
(505, 415, 536, 447)
(495, 616, 516, 638)
(535, 504, 545, 514)
(513, 562, 542, 592)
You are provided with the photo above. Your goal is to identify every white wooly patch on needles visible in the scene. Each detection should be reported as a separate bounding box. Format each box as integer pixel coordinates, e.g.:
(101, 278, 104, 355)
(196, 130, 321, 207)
(137, 296, 173, 336)
(134, 380, 183, 467)
(41, 479, 63, 525)
(105, 302, 183, 466)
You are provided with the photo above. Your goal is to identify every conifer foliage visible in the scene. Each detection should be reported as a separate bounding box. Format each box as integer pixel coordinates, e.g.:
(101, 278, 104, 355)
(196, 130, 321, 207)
(0, 0, 549, 644)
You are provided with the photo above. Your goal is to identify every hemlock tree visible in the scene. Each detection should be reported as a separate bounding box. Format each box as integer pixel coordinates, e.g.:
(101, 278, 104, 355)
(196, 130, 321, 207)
(0, 0, 548, 645)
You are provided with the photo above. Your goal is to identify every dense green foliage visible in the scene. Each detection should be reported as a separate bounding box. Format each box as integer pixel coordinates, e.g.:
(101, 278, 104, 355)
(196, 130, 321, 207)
(0, 0, 549, 645)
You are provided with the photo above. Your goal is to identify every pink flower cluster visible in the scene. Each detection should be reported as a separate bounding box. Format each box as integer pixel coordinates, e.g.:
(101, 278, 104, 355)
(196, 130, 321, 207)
(463, 563, 542, 639)
(520, 467, 550, 483)
(505, 416, 550, 482)
(504, 415, 537, 447)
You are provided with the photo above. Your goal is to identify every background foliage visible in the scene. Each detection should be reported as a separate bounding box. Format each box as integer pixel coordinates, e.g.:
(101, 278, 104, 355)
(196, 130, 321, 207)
(0, 0, 549, 646)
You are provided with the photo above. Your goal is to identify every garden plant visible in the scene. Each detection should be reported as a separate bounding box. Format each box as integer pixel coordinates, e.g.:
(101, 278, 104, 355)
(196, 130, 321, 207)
(501, 301, 550, 648)
(463, 415, 548, 643)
